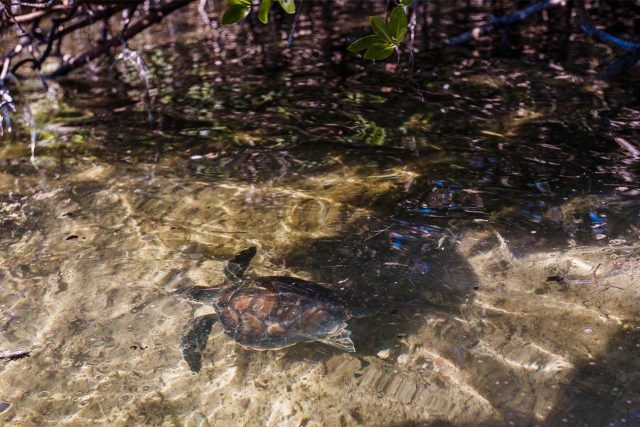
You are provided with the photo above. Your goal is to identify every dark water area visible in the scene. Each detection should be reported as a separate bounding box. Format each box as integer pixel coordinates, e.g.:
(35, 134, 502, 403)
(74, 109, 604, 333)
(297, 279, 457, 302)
(0, 1, 639, 425)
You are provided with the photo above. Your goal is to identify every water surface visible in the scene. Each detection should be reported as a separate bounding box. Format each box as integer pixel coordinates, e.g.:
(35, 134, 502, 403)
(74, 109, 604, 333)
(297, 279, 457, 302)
(1, 3, 639, 425)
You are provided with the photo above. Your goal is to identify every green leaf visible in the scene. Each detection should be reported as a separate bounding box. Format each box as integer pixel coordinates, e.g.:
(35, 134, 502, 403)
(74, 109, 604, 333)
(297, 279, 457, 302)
(370, 16, 391, 42)
(258, 0, 271, 23)
(397, 26, 407, 43)
(363, 43, 395, 60)
(389, 5, 408, 42)
(400, 0, 413, 6)
(347, 35, 381, 53)
(277, 0, 295, 14)
(221, 4, 250, 25)
(227, 0, 251, 5)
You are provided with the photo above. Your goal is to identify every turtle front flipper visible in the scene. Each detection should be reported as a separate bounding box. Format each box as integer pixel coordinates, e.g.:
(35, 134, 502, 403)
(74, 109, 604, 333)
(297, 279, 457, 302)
(223, 247, 257, 284)
(180, 313, 218, 372)
(319, 327, 356, 353)
(176, 286, 220, 304)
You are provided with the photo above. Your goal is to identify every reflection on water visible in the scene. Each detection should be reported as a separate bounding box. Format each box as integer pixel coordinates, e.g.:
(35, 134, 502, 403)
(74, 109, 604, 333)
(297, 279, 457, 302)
(1, 2, 640, 425)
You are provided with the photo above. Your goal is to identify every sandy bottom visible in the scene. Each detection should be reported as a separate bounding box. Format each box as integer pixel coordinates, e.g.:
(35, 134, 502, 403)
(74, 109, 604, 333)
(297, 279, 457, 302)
(0, 163, 639, 426)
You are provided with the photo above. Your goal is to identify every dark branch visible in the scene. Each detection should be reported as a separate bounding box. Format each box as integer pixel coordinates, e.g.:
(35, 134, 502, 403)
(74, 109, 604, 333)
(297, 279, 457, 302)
(444, 0, 567, 46)
(48, 0, 196, 78)
(597, 46, 640, 79)
(577, 3, 640, 78)
(577, 1, 639, 53)
(580, 21, 640, 51)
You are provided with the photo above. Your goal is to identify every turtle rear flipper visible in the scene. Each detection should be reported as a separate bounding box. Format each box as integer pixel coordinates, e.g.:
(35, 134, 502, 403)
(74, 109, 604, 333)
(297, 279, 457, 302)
(224, 247, 257, 284)
(319, 328, 356, 353)
(180, 313, 218, 372)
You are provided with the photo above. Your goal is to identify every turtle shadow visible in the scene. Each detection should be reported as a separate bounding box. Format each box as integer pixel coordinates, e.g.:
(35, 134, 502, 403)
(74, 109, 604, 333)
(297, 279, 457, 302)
(543, 326, 640, 426)
(276, 217, 480, 359)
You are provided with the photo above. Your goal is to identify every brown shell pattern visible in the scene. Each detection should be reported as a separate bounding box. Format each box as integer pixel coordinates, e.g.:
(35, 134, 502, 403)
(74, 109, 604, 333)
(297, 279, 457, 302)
(214, 276, 348, 349)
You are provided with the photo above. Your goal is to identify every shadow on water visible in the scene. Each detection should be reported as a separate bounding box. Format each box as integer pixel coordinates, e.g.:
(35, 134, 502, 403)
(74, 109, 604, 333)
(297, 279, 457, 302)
(285, 229, 479, 355)
(545, 327, 640, 427)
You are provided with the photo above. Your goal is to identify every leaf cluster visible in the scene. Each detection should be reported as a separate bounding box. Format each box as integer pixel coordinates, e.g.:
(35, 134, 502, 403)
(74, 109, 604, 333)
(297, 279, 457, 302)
(347, 3, 409, 60)
(221, 0, 295, 25)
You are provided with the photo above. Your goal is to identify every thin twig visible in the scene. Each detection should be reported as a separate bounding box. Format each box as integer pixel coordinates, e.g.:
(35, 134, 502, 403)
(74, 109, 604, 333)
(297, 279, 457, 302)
(0, 349, 30, 360)
(364, 224, 392, 241)
(286, 0, 304, 48)
(548, 262, 625, 298)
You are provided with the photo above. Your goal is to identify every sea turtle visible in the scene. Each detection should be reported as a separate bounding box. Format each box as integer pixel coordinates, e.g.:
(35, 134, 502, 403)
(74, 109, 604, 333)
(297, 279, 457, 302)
(178, 247, 361, 372)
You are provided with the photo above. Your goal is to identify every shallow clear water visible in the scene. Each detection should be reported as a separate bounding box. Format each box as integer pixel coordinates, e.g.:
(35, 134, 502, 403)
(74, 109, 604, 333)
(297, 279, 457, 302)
(1, 3, 640, 425)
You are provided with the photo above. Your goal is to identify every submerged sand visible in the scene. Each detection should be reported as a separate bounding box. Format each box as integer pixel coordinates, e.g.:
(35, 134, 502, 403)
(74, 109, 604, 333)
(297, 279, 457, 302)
(0, 160, 638, 426)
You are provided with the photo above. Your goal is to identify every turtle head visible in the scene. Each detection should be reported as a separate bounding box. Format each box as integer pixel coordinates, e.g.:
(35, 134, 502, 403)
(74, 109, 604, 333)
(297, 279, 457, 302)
(223, 246, 257, 284)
